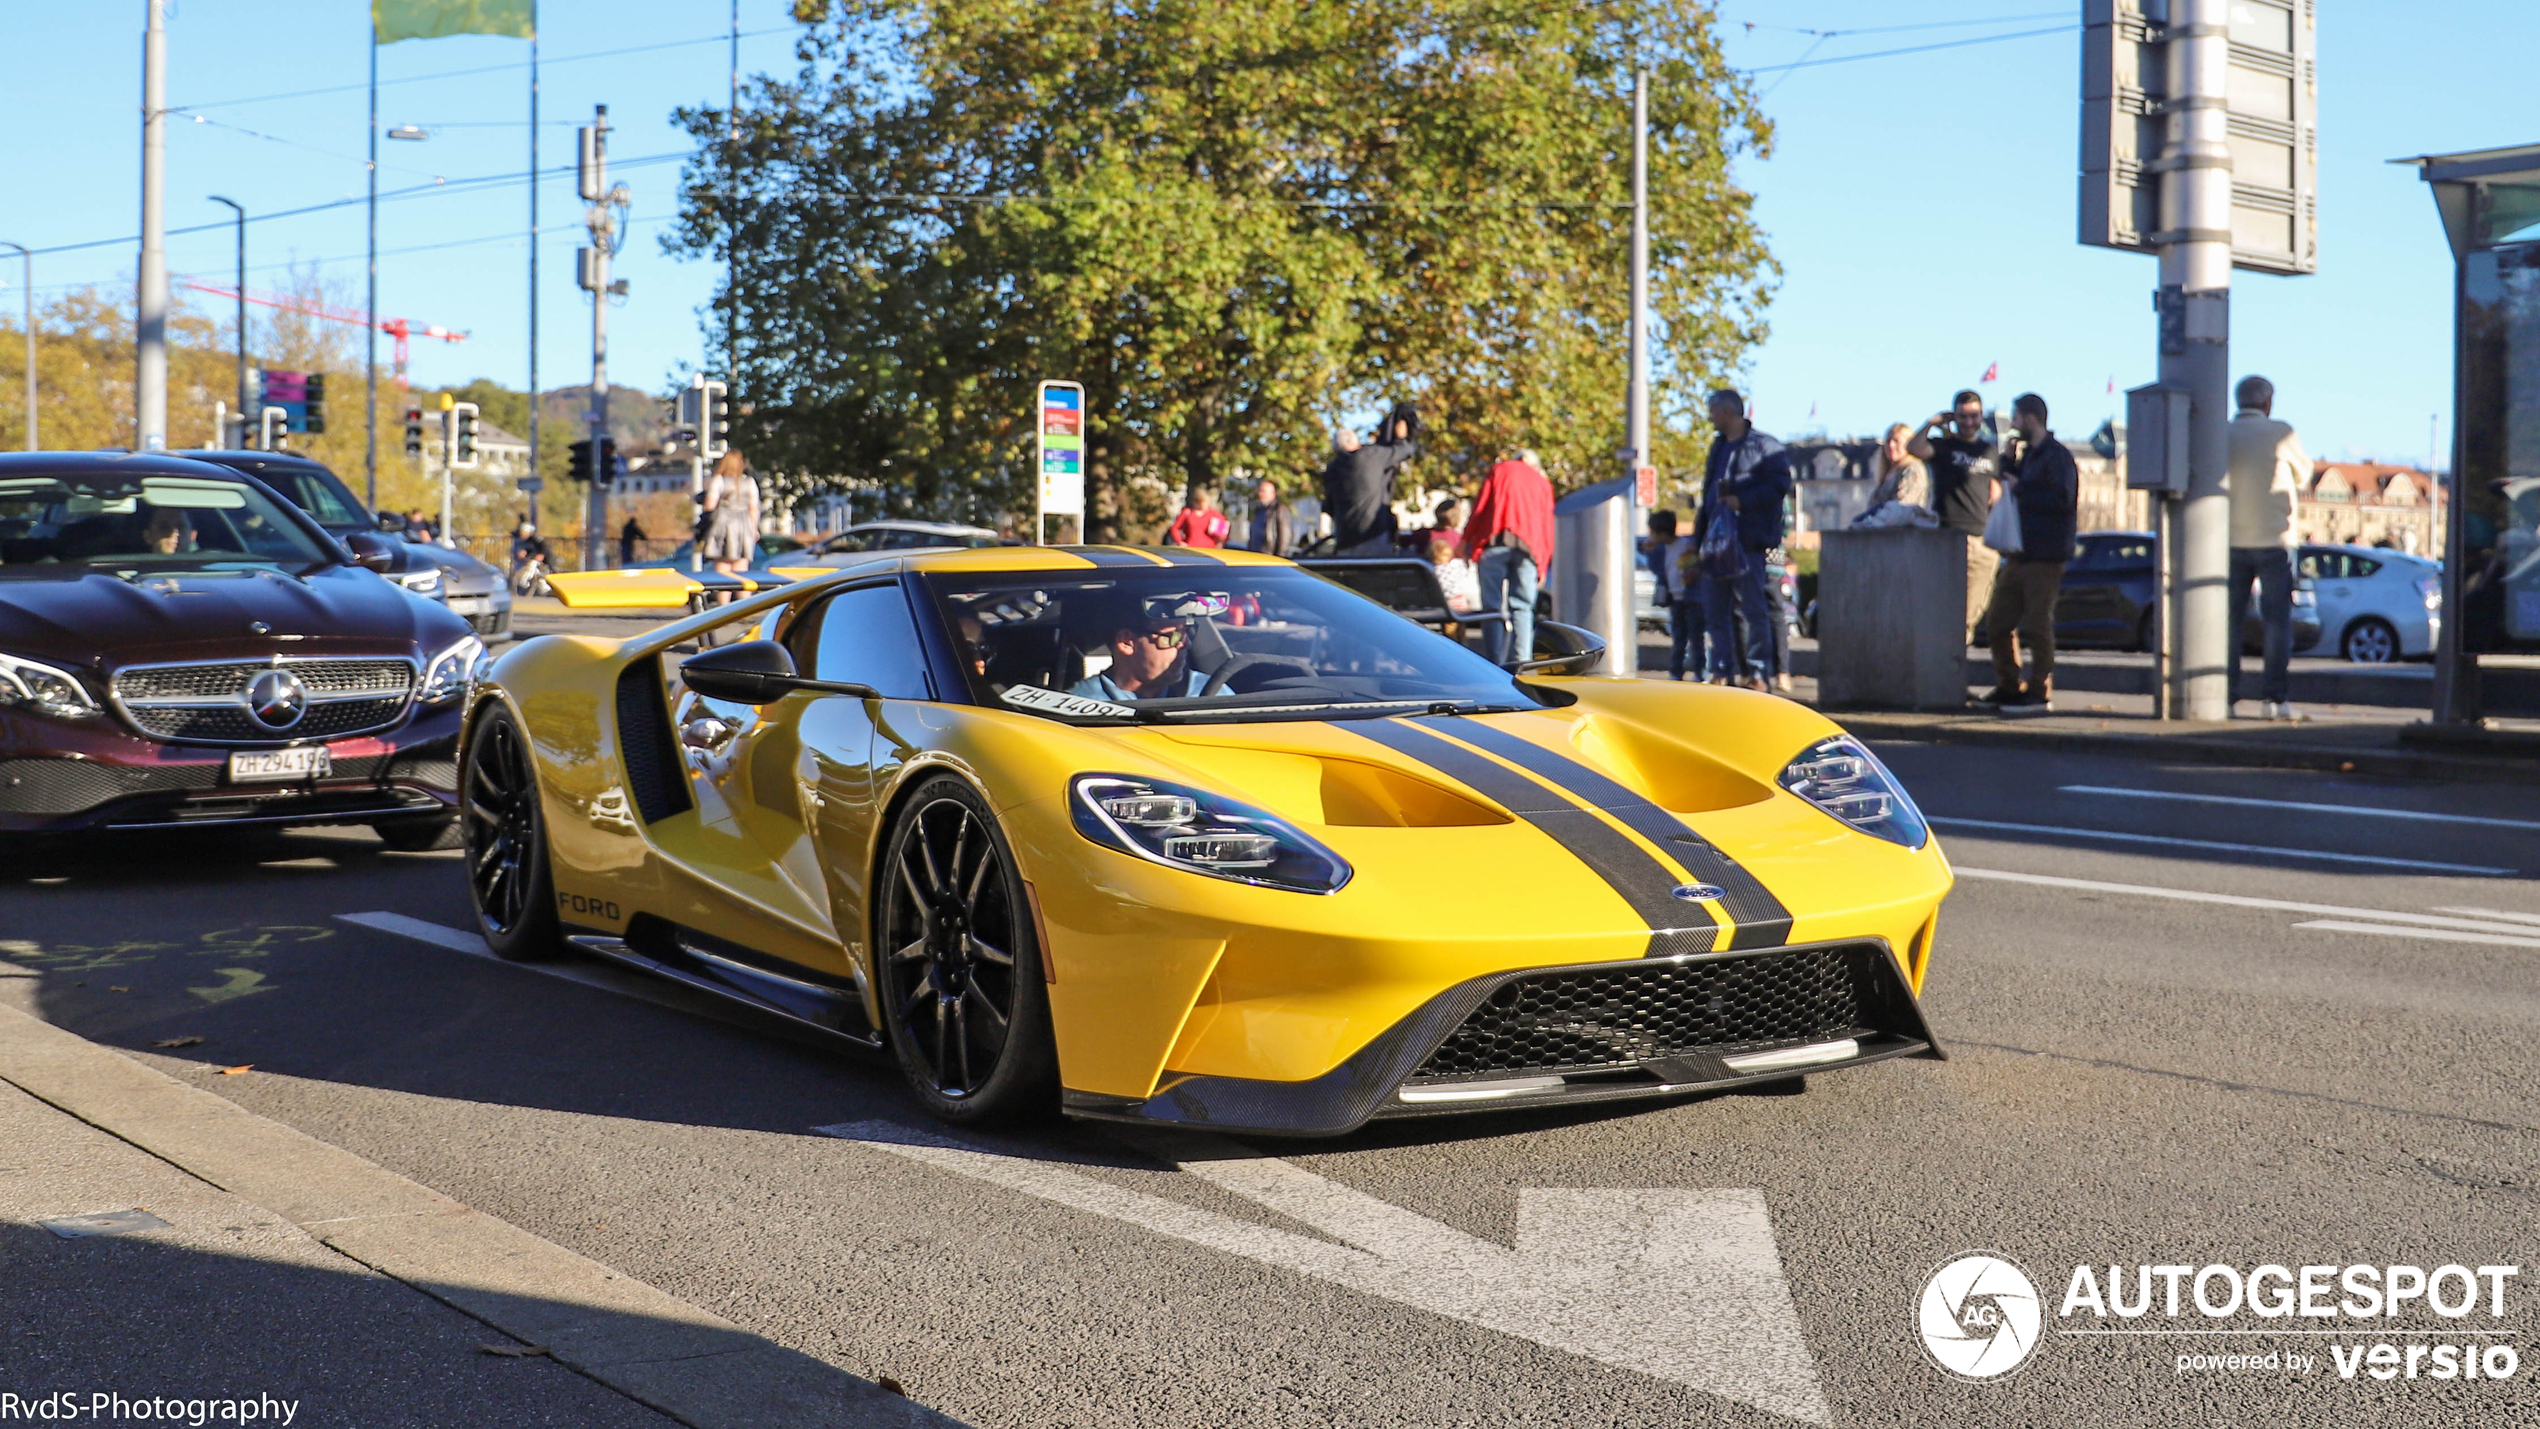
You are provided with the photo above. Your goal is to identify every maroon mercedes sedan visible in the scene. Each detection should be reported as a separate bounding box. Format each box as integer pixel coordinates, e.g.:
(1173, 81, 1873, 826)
(0, 451, 472, 846)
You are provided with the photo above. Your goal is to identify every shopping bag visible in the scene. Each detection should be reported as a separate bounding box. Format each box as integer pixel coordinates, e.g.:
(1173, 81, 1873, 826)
(1698, 516, 1746, 579)
(1981, 491, 2024, 554)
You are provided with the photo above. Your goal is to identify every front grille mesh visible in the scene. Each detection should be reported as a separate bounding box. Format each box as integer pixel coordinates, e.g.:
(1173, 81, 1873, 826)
(116, 659, 412, 701)
(124, 696, 410, 743)
(1410, 945, 1873, 1082)
(111, 658, 414, 744)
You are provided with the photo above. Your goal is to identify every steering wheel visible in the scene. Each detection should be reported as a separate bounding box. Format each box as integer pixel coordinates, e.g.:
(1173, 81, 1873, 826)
(1201, 654, 1319, 697)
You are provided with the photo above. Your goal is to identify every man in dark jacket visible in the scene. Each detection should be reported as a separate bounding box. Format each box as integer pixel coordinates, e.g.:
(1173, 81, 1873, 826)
(1245, 478, 1299, 555)
(1692, 389, 1793, 688)
(1319, 414, 1418, 555)
(1977, 392, 2079, 712)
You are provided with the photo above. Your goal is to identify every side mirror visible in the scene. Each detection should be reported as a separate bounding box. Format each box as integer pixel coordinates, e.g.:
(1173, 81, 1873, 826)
(1514, 621, 1605, 677)
(375, 510, 409, 534)
(679, 639, 878, 705)
(342, 530, 399, 573)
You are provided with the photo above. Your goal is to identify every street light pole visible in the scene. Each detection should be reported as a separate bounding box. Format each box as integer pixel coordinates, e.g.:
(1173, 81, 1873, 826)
(136, 0, 169, 451)
(365, 19, 379, 506)
(2159, 0, 2234, 722)
(0, 242, 30, 450)
(209, 197, 246, 448)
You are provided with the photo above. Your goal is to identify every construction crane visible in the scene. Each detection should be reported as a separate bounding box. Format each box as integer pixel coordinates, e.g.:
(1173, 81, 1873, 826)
(179, 281, 468, 386)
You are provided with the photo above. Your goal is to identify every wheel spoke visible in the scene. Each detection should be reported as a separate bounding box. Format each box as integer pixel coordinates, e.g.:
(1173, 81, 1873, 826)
(890, 937, 929, 965)
(948, 816, 972, 903)
(899, 982, 933, 1024)
(932, 994, 952, 1085)
(896, 854, 931, 923)
(950, 992, 972, 1090)
(962, 978, 1009, 1035)
(963, 834, 994, 905)
(966, 935, 1012, 968)
(917, 815, 948, 897)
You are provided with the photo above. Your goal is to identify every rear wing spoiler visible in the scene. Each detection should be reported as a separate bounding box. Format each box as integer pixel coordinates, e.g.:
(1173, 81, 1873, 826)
(544, 566, 835, 611)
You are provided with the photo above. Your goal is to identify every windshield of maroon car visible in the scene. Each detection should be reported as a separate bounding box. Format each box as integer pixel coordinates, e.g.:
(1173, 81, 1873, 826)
(924, 567, 1541, 722)
(0, 473, 334, 574)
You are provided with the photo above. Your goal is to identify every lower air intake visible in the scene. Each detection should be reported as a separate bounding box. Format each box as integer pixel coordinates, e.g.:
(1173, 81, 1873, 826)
(1410, 943, 1890, 1082)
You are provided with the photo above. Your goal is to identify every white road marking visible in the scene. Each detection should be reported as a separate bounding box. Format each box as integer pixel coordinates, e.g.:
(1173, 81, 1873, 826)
(1932, 818, 2514, 876)
(2057, 785, 2540, 832)
(817, 1120, 1831, 1426)
(2293, 920, 2540, 951)
(2430, 906, 2540, 928)
(1950, 869, 2540, 935)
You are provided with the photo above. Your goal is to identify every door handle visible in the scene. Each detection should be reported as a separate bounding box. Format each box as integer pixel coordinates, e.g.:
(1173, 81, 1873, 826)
(680, 714, 739, 751)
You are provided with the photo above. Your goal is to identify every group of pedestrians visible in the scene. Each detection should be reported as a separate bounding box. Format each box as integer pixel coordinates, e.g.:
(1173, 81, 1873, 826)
(1871, 378, 2304, 718)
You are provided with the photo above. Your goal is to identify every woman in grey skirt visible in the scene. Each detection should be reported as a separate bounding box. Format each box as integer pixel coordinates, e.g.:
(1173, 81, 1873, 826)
(699, 449, 762, 575)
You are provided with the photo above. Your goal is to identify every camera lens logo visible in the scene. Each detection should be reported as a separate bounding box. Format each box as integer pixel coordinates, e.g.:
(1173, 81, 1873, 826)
(1918, 1253, 2042, 1381)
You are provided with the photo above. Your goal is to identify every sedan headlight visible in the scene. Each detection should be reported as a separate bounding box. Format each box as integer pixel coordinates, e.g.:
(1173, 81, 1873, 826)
(1778, 735, 1927, 849)
(417, 634, 484, 705)
(1072, 774, 1352, 894)
(396, 567, 445, 599)
(0, 649, 101, 720)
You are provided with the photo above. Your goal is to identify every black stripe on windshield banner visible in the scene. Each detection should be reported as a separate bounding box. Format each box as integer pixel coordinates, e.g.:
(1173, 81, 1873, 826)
(1350, 720, 1717, 958)
(1414, 718, 1794, 950)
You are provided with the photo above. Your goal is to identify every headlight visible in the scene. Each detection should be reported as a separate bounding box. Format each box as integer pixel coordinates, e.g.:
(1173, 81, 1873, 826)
(1071, 774, 1351, 894)
(417, 635, 483, 705)
(0, 649, 101, 720)
(396, 567, 445, 598)
(1778, 735, 1927, 849)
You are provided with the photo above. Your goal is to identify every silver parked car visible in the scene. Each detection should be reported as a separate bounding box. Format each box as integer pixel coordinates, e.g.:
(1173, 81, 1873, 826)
(2299, 543, 2440, 662)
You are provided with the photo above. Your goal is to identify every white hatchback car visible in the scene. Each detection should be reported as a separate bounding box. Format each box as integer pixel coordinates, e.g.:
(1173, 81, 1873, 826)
(2298, 543, 2441, 662)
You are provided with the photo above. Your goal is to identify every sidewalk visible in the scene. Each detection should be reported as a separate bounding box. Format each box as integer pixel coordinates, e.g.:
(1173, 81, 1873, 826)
(1634, 639, 2540, 786)
(0, 995, 952, 1429)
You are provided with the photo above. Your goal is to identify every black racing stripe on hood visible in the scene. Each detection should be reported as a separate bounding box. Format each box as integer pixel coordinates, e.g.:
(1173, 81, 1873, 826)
(1141, 547, 1225, 566)
(1416, 717, 1794, 950)
(1351, 720, 1716, 958)
(1073, 547, 1165, 567)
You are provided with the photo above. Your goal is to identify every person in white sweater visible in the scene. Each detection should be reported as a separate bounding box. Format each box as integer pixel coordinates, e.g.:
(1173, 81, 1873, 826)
(2227, 375, 2310, 721)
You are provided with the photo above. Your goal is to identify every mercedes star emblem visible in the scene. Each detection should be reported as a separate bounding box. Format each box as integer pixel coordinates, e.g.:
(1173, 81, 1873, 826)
(245, 669, 309, 730)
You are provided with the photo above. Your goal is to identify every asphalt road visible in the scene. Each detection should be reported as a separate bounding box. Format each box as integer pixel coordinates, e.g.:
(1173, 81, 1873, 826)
(4, 740, 2537, 1427)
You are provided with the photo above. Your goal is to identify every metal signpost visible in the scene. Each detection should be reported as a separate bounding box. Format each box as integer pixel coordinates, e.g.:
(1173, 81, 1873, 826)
(2084, 0, 2316, 720)
(1036, 381, 1085, 545)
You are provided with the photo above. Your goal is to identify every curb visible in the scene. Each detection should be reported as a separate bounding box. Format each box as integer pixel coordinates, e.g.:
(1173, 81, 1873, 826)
(1825, 713, 2536, 786)
(0, 1002, 956, 1429)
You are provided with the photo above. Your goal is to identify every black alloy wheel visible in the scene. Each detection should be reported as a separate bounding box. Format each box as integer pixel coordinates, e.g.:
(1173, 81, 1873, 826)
(461, 704, 560, 961)
(876, 775, 1056, 1123)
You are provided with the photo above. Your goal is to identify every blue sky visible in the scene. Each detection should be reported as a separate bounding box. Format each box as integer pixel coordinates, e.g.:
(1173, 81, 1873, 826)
(3, 3, 2524, 465)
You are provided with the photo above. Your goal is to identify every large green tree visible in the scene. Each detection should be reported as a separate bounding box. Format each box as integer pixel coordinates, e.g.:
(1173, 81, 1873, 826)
(670, 0, 1773, 534)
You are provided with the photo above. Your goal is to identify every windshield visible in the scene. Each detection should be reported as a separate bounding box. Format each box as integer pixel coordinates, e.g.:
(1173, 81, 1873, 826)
(926, 566, 1544, 723)
(0, 472, 335, 575)
(264, 465, 370, 529)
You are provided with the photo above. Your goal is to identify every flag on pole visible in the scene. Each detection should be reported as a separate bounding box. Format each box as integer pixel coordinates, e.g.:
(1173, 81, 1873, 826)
(374, 0, 533, 43)
(1979, 362, 1999, 383)
(2107, 375, 2116, 393)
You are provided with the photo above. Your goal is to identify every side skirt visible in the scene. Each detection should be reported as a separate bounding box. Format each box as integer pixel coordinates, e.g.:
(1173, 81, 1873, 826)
(564, 915, 882, 1049)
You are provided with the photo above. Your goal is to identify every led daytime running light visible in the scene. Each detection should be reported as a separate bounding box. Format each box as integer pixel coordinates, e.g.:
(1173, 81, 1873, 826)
(1072, 774, 1351, 893)
(1778, 735, 1927, 849)
(0, 650, 101, 720)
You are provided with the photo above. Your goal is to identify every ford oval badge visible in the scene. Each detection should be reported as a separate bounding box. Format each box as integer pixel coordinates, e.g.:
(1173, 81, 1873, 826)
(1670, 883, 1727, 903)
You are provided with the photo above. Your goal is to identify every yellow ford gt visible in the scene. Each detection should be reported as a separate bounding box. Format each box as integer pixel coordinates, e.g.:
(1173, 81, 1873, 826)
(461, 545, 1948, 1134)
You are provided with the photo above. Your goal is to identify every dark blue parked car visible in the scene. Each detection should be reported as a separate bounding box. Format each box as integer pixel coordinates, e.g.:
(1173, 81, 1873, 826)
(1978, 531, 2320, 653)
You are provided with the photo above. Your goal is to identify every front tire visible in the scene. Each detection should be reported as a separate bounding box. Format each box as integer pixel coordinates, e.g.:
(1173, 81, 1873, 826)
(875, 775, 1057, 1124)
(2341, 616, 2398, 664)
(460, 703, 561, 961)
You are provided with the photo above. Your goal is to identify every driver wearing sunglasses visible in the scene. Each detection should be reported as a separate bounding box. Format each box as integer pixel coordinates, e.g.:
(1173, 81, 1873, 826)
(1068, 596, 1214, 702)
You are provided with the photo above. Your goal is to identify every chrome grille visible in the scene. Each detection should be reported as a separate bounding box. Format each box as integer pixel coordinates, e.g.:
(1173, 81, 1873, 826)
(110, 657, 415, 746)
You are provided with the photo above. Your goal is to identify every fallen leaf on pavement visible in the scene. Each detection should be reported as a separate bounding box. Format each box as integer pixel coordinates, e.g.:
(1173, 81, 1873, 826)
(109, 986, 130, 993)
(877, 1378, 906, 1396)
(217, 1065, 252, 1076)
(153, 1036, 204, 1049)
(478, 1342, 551, 1358)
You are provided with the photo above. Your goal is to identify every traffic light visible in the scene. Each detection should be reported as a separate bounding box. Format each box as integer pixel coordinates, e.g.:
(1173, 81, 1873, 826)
(449, 402, 481, 470)
(302, 373, 327, 435)
(567, 437, 617, 485)
(403, 407, 426, 456)
(703, 380, 731, 459)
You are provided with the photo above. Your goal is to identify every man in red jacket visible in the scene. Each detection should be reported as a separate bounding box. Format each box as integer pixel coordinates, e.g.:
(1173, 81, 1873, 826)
(1465, 449, 1556, 667)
